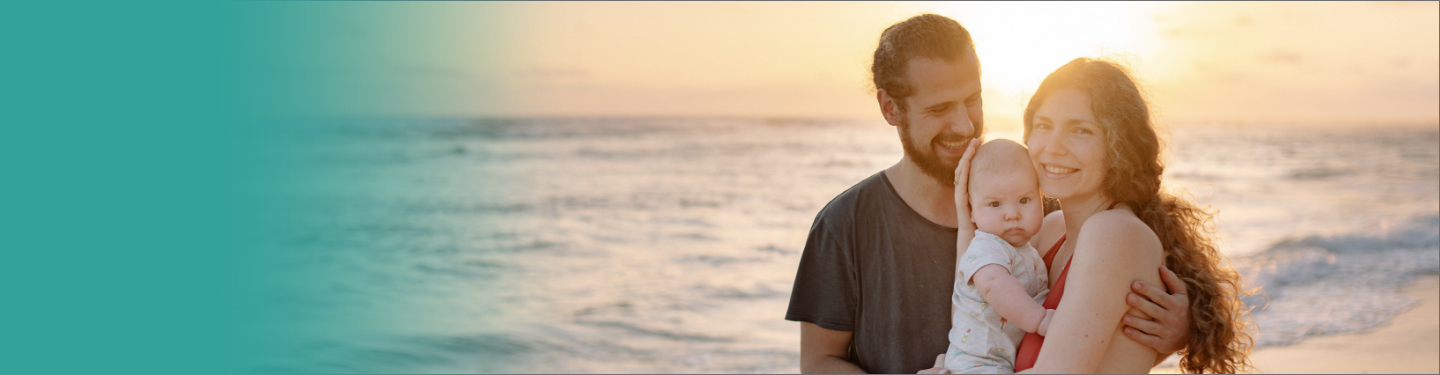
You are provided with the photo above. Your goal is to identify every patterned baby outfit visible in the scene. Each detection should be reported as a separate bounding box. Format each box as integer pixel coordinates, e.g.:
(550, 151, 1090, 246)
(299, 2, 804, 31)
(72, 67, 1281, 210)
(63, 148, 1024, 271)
(944, 230, 1049, 374)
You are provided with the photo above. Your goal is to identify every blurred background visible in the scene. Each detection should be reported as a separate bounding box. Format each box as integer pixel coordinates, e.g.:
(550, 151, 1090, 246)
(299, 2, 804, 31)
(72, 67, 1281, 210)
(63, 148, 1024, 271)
(242, 2, 1439, 373)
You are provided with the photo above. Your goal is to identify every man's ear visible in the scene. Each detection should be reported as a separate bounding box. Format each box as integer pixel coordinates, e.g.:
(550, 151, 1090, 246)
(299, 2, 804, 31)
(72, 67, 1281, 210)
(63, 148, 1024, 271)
(878, 90, 904, 127)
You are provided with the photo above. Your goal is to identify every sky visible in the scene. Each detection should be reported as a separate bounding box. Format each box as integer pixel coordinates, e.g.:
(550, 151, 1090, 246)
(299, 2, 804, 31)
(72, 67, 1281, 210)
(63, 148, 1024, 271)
(259, 1, 1440, 129)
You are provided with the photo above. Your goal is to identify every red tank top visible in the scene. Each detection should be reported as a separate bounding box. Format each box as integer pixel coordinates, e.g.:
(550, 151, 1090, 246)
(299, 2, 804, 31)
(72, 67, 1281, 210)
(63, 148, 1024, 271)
(1013, 235, 1069, 371)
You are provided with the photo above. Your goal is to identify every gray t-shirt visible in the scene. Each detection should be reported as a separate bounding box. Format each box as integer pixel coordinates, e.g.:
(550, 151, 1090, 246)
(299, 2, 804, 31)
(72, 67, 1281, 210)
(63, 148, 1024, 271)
(786, 171, 959, 374)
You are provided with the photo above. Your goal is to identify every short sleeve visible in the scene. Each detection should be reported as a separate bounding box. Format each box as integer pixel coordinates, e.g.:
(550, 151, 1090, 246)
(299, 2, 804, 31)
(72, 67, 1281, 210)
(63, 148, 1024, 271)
(957, 232, 1016, 284)
(785, 216, 859, 332)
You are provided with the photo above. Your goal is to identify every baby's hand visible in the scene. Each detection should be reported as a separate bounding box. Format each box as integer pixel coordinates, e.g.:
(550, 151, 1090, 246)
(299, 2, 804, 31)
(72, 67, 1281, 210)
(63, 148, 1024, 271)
(1038, 309, 1056, 337)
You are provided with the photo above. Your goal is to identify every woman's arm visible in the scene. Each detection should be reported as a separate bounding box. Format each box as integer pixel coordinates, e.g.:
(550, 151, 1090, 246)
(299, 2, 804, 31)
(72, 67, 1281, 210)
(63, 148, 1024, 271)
(1025, 213, 1164, 373)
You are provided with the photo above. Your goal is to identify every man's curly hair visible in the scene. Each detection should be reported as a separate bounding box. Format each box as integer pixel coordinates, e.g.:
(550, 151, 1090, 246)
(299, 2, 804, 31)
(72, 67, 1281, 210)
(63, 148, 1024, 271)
(871, 14, 976, 111)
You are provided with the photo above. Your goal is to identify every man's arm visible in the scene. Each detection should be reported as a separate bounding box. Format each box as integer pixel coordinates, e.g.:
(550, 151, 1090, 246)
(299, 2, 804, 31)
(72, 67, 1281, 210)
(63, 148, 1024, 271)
(952, 138, 981, 278)
(1122, 266, 1193, 362)
(800, 322, 866, 374)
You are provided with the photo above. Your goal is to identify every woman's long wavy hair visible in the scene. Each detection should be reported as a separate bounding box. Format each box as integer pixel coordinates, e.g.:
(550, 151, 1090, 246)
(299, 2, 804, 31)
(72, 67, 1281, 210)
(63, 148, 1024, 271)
(1022, 58, 1256, 374)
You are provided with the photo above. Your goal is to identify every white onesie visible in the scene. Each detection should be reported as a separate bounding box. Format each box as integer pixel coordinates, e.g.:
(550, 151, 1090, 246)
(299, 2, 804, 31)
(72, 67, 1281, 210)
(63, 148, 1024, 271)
(944, 229, 1049, 374)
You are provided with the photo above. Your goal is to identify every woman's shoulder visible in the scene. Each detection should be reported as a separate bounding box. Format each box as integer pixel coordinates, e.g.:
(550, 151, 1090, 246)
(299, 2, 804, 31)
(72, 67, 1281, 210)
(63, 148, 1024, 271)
(1032, 210, 1067, 249)
(1076, 207, 1161, 256)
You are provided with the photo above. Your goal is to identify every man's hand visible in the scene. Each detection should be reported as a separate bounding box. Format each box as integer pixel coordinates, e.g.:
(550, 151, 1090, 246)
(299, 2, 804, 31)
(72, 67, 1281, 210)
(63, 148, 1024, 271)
(1122, 266, 1192, 355)
(952, 138, 982, 233)
(916, 354, 950, 374)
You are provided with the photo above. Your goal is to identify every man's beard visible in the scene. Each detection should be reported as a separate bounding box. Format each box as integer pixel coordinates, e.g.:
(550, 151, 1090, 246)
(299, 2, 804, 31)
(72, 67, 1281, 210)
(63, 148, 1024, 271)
(898, 117, 977, 187)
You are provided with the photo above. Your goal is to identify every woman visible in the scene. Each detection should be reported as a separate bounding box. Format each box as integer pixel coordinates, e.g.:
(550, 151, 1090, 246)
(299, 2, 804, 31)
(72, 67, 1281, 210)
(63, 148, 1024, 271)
(951, 58, 1254, 373)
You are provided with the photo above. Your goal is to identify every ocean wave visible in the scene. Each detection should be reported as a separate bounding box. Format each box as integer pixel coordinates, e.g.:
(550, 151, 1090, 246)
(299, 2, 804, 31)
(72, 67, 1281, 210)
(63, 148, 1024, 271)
(577, 320, 736, 343)
(679, 255, 765, 267)
(1238, 213, 1439, 347)
(1285, 167, 1353, 180)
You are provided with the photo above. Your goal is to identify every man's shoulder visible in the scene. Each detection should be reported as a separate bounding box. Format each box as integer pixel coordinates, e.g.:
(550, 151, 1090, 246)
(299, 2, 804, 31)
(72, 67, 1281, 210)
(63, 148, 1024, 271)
(812, 171, 892, 225)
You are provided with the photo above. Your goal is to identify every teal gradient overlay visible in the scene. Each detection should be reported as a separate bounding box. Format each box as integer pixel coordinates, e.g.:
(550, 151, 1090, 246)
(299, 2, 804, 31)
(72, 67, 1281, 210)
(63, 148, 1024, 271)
(7, 2, 525, 372)
(4, 1, 249, 373)
(243, 1, 526, 118)
(237, 2, 524, 373)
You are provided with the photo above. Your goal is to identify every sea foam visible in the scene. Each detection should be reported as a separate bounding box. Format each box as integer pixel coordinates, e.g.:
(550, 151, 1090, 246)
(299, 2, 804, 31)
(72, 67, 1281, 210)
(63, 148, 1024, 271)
(1238, 213, 1439, 347)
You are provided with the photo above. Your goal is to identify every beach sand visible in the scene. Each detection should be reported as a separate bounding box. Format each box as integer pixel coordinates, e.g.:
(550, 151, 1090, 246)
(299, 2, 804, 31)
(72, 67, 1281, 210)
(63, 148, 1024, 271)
(1247, 274, 1440, 374)
(1152, 275, 1438, 374)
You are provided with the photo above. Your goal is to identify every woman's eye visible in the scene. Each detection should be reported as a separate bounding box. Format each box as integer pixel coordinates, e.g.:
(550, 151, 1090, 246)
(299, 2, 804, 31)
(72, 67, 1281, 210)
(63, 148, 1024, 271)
(1075, 127, 1093, 135)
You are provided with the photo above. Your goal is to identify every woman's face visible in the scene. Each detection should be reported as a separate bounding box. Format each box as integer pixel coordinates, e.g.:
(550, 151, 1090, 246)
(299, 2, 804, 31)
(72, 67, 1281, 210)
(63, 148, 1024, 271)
(1027, 88, 1108, 201)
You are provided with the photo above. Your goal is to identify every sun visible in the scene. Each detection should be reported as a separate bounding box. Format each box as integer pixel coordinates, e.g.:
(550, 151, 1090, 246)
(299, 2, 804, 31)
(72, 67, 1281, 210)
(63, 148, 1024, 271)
(902, 2, 1168, 129)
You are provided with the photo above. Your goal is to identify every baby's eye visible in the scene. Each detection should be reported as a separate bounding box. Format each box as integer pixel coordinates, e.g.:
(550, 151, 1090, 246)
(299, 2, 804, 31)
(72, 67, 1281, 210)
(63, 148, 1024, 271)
(1019, 197, 1031, 204)
(988, 202, 1000, 207)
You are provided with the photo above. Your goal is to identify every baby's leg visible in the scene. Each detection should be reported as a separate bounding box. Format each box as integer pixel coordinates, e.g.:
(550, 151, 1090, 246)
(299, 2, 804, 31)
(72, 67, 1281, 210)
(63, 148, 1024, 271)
(945, 347, 1016, 374)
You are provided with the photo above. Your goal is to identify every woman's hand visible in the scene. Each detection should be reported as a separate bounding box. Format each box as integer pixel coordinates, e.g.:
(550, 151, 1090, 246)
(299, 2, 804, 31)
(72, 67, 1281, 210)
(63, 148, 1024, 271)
(1122, 266, 1193, 355)
(952, 138, 982, 233)
(917, 354, 951, 374)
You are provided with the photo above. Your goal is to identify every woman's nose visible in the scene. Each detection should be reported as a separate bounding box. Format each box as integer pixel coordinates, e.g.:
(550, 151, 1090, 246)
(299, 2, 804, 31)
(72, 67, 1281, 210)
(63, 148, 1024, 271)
(1045, 134, 1070, 156)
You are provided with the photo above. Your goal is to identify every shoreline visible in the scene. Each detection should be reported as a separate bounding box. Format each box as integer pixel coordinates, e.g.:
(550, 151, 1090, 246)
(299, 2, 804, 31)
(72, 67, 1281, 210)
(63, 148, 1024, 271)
(1246, 274, 1439, 374)
(1151, 274, 1439, 374)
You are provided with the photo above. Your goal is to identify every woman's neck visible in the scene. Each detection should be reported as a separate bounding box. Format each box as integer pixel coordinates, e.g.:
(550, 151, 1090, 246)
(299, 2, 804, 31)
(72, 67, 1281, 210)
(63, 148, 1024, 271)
(1060, 190, 1114, 239)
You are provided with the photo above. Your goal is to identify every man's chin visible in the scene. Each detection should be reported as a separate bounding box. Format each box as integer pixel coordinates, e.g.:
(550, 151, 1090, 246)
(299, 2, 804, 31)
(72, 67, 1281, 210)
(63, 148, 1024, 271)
(920, 166, 956, 187)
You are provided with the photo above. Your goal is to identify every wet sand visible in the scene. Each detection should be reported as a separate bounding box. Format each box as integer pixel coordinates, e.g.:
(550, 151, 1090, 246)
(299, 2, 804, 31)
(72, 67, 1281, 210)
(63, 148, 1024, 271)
(1246, 275, 1439, 374)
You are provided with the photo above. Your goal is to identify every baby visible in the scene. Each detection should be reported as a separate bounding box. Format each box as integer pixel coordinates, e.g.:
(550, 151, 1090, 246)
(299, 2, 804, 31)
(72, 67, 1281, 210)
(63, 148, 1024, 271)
(945, 139, 1053, 373)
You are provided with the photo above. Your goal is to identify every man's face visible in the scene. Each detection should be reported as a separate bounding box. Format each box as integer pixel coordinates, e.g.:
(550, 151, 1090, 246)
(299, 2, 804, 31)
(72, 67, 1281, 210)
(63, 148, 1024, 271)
(895, 51, 985, 186)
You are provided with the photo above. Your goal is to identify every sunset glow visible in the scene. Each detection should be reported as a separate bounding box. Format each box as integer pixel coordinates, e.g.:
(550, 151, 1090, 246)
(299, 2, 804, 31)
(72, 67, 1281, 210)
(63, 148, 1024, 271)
(255, 1, 1440, 126)
(919, 2, 1167, 127)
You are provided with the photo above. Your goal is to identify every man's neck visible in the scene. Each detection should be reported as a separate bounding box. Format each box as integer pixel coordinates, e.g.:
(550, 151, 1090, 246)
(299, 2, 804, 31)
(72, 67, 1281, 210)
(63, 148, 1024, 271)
(884, 156, 959, 228)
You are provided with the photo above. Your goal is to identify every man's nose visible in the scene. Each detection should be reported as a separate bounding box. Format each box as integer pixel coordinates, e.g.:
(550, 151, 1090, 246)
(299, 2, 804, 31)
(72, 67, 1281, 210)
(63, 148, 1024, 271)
(948, 106, 976, 138)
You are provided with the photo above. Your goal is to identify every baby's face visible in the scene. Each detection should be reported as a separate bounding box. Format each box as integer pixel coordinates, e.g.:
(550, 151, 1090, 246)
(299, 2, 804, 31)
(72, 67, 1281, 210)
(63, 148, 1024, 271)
(970, 168, 1045, 247)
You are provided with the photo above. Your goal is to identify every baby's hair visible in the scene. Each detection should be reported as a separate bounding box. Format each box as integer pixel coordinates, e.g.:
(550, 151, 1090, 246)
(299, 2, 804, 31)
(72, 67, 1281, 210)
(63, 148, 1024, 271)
(969, 139, 1035, 193)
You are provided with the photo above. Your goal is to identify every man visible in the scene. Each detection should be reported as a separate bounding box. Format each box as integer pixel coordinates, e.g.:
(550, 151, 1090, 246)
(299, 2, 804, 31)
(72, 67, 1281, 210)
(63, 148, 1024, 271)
(785, 14, 1192, 373)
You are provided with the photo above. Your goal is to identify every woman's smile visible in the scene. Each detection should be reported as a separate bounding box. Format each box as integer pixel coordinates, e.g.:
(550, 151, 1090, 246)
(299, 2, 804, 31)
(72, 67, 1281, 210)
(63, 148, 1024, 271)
(1039, 163, 1079, 179)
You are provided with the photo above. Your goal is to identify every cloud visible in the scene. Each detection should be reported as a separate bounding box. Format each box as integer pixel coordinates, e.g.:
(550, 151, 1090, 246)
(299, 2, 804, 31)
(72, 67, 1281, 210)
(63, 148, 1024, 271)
(1257, 48, 1302, 65)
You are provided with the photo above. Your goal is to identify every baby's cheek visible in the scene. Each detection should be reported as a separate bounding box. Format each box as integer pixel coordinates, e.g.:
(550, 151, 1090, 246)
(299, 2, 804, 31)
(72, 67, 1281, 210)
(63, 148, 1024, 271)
(1023, 206, 1045, 233)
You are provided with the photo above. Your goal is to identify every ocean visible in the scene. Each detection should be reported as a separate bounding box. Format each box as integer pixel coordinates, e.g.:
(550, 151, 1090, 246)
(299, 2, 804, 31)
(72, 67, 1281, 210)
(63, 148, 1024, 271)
(249, 118, 1439, 373)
